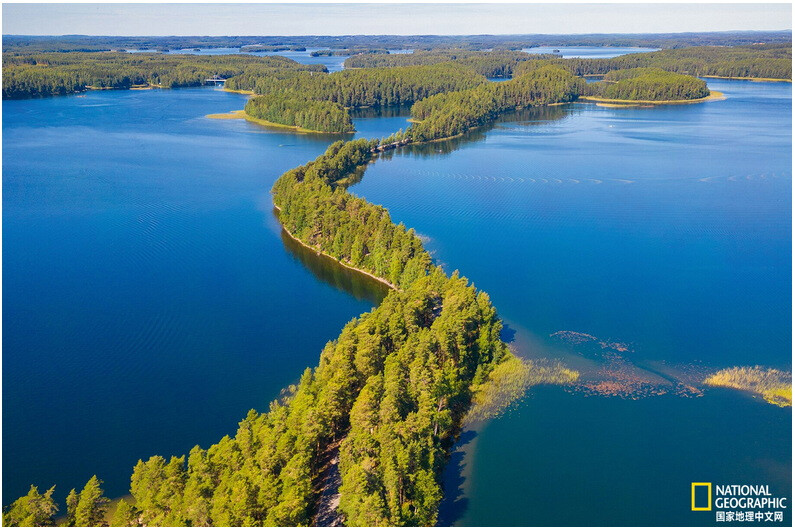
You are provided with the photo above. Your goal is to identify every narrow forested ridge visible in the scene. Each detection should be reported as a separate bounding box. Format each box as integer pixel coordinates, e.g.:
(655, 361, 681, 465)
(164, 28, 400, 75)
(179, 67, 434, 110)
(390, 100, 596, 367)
(3, 34, 791, 527)
(4, 138, 513, 527)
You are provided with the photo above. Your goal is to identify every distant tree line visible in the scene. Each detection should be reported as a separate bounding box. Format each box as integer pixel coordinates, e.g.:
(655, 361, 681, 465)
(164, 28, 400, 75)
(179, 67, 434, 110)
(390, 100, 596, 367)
(514, 44, 792, 80)
(309, 48, 390, 57)
(3, 31, 791, 53)
(1, 53, 326, 99)
(344, 50, 559, 77)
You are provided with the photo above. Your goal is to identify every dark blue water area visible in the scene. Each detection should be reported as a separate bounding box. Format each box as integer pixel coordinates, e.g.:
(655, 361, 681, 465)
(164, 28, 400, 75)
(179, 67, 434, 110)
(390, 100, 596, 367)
(523, 46, 660, 58)
(355, 79, 792, 370)
(1, 87, 401, 503)
(351, 79, 791, 525)
(443, 386, 792, 526)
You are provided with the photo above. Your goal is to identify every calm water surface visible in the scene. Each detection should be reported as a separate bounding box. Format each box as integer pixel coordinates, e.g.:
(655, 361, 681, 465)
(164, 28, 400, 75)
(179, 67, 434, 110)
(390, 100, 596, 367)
(2, 87, 399, 503)
(351, 78, 792, 525)
(3, 71, 791, 526)
(523, 45, 659, 58)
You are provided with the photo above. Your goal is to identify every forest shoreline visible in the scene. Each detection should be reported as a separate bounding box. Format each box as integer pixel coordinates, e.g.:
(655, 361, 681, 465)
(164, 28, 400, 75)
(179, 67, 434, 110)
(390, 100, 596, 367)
(580, 89, 725, 105)
(205, 109, 338, 134)
(273, 204, 400, 291)
(701, 75, 791, 83)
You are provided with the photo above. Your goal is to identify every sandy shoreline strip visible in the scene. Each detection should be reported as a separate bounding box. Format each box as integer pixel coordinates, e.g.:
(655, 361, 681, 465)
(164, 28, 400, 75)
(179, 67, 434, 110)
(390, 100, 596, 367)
(580, 90, 725, 106)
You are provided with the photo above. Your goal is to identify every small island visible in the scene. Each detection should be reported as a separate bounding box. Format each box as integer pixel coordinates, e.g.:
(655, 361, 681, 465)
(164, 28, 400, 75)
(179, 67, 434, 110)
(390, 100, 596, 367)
(581, 67, 722, 105)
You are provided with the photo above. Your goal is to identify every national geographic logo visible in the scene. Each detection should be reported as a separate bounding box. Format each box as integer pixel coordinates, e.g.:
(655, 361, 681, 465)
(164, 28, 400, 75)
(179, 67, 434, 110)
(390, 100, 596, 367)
(692, 483, 712, 511)
(692, 482, 789, 523)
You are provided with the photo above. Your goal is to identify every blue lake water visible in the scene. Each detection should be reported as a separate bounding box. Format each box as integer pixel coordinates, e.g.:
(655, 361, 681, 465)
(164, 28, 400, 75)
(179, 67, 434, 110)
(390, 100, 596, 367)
(2, 87, 397, 504)
(523, 46, 660, 58)
(351, 78, 792, 525)
(2, 71, 791, 526)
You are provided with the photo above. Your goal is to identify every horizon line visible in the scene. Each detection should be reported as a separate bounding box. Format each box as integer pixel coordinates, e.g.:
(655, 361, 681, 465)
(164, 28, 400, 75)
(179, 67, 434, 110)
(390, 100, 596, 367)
(5, 29, 793, 38)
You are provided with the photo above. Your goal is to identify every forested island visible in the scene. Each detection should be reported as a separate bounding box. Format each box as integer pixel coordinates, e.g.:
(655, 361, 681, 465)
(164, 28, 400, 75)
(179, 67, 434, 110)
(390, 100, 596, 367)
(582, 67, 713, 102)
(3, 32, 792, 527)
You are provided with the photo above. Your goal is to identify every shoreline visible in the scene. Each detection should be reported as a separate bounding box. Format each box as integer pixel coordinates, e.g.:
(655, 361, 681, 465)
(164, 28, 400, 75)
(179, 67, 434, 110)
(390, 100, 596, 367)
(701, 75, 791, 83)
(206, 109, 339, 134)
(273, 204, 400, 291)
(580, 90, 725, 106)
(222, 87, 256, 95)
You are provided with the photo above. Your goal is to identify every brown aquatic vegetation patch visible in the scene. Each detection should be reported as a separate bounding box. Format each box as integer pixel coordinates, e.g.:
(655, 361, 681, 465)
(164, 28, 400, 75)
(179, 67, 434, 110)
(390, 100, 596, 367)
(552, 331, 704, 400)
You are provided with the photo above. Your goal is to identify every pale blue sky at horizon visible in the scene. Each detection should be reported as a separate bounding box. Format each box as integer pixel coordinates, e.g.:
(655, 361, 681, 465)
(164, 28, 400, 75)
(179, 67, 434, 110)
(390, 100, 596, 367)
(2, 3, 791, 36)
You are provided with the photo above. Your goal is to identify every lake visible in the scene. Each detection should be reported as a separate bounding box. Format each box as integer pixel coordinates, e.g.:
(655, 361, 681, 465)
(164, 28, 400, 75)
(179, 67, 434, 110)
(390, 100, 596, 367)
(522, 46, 659, 58)
(351, 78, 792, 525)
(2, 66, 791, 526)
(1, 87, 396, 504)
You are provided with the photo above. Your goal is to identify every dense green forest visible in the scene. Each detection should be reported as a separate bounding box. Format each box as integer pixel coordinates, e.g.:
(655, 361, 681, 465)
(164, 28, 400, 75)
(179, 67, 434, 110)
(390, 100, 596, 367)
(1, 53, 325, 99)
(4, 137, 514, 528)
(3, 43, 789, 101)
(245, 94, 354, 133)
(586, 67, 711, 101)
(227, 63, 486, 107)
(514, 44, 792, 79)
(407, 65, 583, 141)
(3, 31, 790, 53)
(344, 50, 558, 77)
(3, 35, 788, 526)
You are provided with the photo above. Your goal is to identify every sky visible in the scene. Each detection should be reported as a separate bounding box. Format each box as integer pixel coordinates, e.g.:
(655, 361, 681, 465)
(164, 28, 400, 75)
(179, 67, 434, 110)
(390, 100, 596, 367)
(2, 2, 792, 36)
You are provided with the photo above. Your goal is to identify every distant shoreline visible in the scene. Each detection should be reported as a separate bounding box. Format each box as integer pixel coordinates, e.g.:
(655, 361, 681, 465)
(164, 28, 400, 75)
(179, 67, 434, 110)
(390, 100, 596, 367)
(580, 90, 725, 106)
(582, 74, 789, 83)
(701, 75, 791, 83)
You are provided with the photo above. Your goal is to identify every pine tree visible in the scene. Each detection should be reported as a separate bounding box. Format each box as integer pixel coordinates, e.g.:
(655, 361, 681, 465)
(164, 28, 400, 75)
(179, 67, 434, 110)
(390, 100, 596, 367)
(2, 485, 58, 527)
(65, 488, 79, 526)
(74, 475, 109, 527)
(109, 499, 138, 527)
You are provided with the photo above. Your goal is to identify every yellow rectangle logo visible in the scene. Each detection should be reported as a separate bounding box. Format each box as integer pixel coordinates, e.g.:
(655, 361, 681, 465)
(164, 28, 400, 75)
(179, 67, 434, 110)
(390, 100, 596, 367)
(691, 482, 712, 511)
